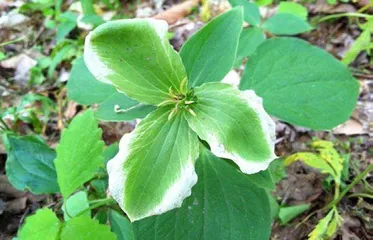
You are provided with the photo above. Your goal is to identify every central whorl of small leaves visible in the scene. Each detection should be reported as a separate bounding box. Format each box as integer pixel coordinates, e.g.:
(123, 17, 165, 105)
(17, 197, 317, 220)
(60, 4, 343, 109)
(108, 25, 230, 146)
(157, 78, 197, 120)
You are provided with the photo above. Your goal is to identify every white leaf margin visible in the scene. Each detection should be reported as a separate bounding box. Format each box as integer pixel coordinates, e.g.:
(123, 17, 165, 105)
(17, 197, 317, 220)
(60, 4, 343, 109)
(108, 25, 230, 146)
(107, 118, 199, 222)
(206, 89, 277, 174)
(84, 18, 169, 86)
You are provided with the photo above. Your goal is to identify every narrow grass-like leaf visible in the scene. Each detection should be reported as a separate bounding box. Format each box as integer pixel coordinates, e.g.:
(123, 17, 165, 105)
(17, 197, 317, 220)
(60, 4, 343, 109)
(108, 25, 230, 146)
(241, 37, 359, 130)
(185, 82, 276, 174)
(55, 109, 105, 198)
(342, 30, 371, 65)
(180, 8, 243, 87)
(133, 146, 271, 240)
(84, 19, 186, 105)
(107, 107, 199, 221)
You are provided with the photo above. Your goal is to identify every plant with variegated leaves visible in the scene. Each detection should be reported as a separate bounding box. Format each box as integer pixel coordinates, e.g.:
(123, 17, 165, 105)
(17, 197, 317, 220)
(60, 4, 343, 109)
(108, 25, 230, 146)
(13, 6, 360, 240)
(82, 5, 359, 224)
(84, 7, 277, 221)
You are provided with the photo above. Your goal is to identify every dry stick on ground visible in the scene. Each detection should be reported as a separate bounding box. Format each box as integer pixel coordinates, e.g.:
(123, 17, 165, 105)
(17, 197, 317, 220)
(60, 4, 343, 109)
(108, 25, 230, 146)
(153, 0, 200, 24)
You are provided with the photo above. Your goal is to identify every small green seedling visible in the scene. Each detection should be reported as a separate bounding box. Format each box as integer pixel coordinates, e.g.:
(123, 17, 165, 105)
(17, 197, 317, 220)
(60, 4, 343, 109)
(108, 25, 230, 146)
(229, 0, 312, 64)
(285, 140, 373, 239)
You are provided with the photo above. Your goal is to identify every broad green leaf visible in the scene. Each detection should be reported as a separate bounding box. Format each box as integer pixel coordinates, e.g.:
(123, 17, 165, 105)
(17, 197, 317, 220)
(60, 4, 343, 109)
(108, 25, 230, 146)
(18, 208, 61, 240)
(84, 19, 186, 105)
(48, 43, 75, 78)
(56, 12, 78, 43)
(107, 106, 199, 221)
(67, 57, 117, 105)
(237, 27, 265, 58)
(255, 0, 273, 6)
(278, 204, 310, 224)
(268, 158, 287, 184)
(262, 13, 311, 35)
(180, 8, 243, 87)
(60, 216, 116, 240)
(228, 0, 260, 25)
(247, 169, 275, 190)
(308, 209, 334, 240)
(95, 210, 108, 224)
(342, 30, 371, 65)
(80, 0, 95, 15)
(62, 191, 90, 221)
(267, 192, 280, 220)
(103, 143, 119, 164)
(278, 2, 308, 20)
(185, 82, 276, 174)
(55, 109, 105, 198)
(95, 93, 155, 121)
(5, 135, 59, 194)
(133, 146, 271, 240)
(67, 58, 155, 121)
(240, 37, 360, 130)
(109, 210, 134, 240)
(91, 144, 119, 197)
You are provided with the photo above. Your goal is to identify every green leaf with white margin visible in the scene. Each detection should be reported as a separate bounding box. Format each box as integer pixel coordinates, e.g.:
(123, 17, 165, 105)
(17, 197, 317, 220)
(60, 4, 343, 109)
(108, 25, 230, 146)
(240, 37, 359, 130)
(5, 135, 59, 194)
(62, 191, 90, 221)
(262, 13, 311, 35)
(228, 0, 261, 26)
(18, 208, 61, 240)
(133, 145, 271, 240)
(60, 216, 116, 240)
(84, 19, 186, 105)
(67, 57, 155, 121)
(278, 2, 308, 20)
(180, 8, 243, 88)
(185, 82, 276, 174)
(109, 210, 134, 240)
(107, 106, 199, 221)
(55, 109, 105, 198)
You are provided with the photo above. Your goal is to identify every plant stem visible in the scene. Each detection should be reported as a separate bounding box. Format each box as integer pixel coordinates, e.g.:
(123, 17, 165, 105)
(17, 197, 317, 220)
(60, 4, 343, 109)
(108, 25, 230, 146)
(0, 118, 11, 131)
(325, 164, 373, 210)
(316, 13, 373, 23)
(0, 36, 24, 47)
(76, 198, 116, 217)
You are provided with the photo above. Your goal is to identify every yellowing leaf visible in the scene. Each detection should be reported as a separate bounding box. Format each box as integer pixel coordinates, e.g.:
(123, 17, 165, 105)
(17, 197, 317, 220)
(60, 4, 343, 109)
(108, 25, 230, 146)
(308, 210, 334, 240)
(285, 152, 336, 177)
